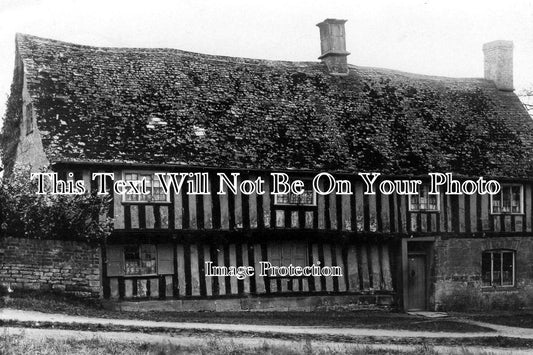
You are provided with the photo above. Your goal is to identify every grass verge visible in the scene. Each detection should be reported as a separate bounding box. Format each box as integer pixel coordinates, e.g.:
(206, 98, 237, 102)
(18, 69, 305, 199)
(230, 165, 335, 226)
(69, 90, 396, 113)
(0, 330, 515, 355)
(1, 290, 493, 333)
(458, 311, 533, 328)
(0, 319, 531, 348)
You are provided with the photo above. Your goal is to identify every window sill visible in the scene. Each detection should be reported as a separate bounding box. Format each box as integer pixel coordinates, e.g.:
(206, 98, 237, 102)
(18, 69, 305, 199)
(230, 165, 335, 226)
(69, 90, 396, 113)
(122, 274, 158, 278)
(408, 210, 440, 213)
(481, 286, 517, 292)
(274, 201, 317, 206)
(489, 213, 524, 216)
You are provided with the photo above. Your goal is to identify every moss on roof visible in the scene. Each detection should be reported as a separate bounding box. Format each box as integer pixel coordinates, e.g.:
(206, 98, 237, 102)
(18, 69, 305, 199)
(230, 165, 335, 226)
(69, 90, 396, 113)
(5, 33, 533, 176)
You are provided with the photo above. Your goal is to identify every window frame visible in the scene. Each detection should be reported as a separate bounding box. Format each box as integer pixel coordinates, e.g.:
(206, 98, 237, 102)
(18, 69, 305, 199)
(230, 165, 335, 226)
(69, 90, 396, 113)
(490, 184, 524, 215)
(273, 179, 317, 207)
(123, 244, 158, 276)
(408, 184, 440, 212)
(121, 171, 170, 204)
(481, 249, 515, 288)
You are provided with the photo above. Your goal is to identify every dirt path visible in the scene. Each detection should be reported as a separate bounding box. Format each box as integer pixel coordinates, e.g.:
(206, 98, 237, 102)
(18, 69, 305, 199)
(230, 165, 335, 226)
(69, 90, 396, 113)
(461, 318, 533, 339)
(3, 326, 532, 355)
(3, 308, 533, 354)
(2, 308, 533, 339)
(0, 308, 533, 339)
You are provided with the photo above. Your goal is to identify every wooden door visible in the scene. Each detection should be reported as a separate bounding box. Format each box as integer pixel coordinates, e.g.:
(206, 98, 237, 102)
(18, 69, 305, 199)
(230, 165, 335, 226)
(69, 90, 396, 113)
(407, 254, 426, 310)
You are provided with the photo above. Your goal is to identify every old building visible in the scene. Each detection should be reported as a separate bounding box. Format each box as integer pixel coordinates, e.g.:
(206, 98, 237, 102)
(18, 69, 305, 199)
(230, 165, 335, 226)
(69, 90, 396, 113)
(2, 19, 533, 311)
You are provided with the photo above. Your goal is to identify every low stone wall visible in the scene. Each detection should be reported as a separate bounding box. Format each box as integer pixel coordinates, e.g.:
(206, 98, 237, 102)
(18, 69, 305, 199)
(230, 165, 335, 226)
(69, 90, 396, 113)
(0, 236, 101, 297)
(434, 236, 533, 311)
(112, 294, 394, 312)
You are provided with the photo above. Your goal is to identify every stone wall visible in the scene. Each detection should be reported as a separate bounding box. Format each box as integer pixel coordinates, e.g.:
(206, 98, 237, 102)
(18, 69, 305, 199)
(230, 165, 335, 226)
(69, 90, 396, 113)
(434, 236, 533, 310)
(0, 236, 101, 297)
(114, 294, 393, 312)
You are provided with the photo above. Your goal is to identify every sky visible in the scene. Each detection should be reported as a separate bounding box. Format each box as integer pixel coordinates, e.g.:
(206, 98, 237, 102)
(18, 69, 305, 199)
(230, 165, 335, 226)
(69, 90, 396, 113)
(1, 0, 533, 121)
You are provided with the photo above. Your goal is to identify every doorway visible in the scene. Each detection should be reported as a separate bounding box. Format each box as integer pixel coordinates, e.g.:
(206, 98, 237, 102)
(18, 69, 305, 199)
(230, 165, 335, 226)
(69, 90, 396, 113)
(406, 254, 426, 310)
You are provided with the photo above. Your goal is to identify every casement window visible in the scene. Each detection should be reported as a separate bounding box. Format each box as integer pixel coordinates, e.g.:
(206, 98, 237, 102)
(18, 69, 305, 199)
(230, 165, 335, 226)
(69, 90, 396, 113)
(268, 242, 308, 268)
(123, 172, 169, 203)
(491, 184, 523, 214)
(274, 180, 316, 206)
(124, 244, 157, 275)
(25, 103, 33, 135)
(409, 185, 439, 212)
(482, 249, 515, 287)
(106, 244, 174, 277)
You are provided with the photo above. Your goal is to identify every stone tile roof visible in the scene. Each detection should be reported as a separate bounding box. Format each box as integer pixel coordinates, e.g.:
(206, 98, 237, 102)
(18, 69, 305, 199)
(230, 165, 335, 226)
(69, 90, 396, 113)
(11, 33, 533, 176)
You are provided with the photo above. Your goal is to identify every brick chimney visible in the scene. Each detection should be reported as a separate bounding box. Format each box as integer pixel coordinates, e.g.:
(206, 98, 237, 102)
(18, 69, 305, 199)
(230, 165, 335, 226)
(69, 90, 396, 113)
(483, 40, 514, 91)
(317, 19, 350, 75)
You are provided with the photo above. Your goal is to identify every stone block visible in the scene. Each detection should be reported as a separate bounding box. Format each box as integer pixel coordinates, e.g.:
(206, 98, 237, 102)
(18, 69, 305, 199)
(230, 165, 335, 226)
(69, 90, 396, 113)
(182, 299, 216, 312)
(52, 284, 66, 291)
(119, 300, 183, 312)
(214, 299, 242, 312)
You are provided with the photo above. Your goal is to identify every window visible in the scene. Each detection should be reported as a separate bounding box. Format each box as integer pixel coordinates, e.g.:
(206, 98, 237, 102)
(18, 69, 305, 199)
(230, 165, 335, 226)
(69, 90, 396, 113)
(124, 244, 157, 275)
(482, 250, 515, 287)
(106, 244, 173, 277)
(123, 172, 168, 203)
(268, 242, 308, 268)
(491, 184, 523, 214)
(409, 185, 439, 211)
(25, 103, 33, 135)
(274, 180, 316, 206)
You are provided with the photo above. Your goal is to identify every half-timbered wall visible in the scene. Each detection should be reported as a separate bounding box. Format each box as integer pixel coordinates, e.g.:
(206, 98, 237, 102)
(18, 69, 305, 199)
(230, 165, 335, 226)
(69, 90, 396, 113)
(60, 168, 533, 303)
(65, 169, 533, 236)
(104, 241, 394, 300)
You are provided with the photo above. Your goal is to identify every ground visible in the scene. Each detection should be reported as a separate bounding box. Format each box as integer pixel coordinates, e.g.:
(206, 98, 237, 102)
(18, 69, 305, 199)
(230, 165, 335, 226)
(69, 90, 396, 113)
(0, 290, 492, 331)
(2, 291, 533, 354)
(0, 332, 457, 355)
(461, 311, 533, 328)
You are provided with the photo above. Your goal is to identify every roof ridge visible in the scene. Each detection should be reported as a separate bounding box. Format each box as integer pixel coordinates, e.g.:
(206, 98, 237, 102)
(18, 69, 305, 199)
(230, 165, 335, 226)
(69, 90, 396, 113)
(348, 64, 490, 83)
(17, 33, 495, 81)
(15, 33, 318, 68)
